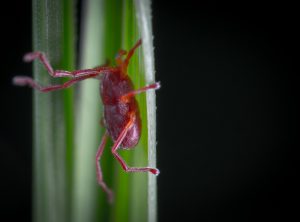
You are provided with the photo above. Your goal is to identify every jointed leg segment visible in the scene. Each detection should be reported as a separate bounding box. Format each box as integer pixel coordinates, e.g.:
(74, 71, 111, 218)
(123, 39, 142, 69)
(23, 51, 103, 78)
(96, 131, 114, 203)
(13, 73, 99, 92)
(120, 82, 161, 102)
(95, 114, 159, 203)
(14, 51, 118, 91)
(96, 112, 159, 202)
(115, 39, 142, 74)
(111, 114, 160, 175)
(16, 39, 143, 91)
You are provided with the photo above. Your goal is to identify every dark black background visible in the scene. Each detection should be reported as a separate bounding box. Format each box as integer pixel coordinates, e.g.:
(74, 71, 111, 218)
(0, 1, 298, 222)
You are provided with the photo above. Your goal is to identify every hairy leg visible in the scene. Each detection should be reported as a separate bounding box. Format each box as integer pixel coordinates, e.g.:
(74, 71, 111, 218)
(111, 114, 159, 175)
(120, 82, 161, 102)
(96, 131, 114, 203)
(13, 73, 98, 92)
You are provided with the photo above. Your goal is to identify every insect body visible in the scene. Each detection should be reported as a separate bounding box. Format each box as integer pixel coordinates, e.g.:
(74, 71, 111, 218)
(101, 70, 141, 148)
(13, 39, 160, 202)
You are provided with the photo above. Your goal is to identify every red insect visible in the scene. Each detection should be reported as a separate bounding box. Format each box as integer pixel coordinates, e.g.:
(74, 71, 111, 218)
(13, 39, 160, 202)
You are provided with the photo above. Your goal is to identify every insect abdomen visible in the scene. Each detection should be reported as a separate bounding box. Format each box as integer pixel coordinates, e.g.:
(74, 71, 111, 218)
(101, 72, 141, 149)
(104, 101, 141, 148)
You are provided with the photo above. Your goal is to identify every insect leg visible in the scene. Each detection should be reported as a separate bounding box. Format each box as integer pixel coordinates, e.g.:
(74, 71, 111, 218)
(23, 51, 55, 75)
(13, 73, 98, 92)
(23, 51, 106, 78)
(96, 130, 114, 203)
(111, 115, 160, 175)
(122, 39, 142, 70)
(120, 82, 161, 102)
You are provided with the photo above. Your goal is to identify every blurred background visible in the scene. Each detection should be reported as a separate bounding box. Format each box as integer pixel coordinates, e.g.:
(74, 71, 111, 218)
(0, 0, 297, 221)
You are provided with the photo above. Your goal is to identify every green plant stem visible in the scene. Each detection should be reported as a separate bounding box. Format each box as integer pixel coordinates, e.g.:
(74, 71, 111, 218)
(73, 0, 107, 221)
(32, 0, 75, 222)
(134, 2, 158, 222)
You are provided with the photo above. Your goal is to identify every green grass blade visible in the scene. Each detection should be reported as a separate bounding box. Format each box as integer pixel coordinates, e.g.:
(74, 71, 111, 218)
(134, 2, 158, 222)
(72, 0, 108, 221)
(32, 0, 75, 221)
